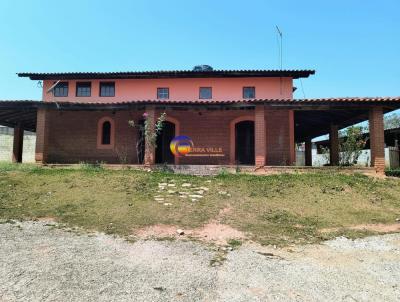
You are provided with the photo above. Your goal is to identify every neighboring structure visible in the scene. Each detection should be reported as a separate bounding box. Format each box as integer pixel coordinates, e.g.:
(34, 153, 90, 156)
(296, 142, 399, 169)
(309, 127, 400, 168)
(0, 126, 35, 162)
(314, 127, 400, 151)
(0, 67, 399, 174)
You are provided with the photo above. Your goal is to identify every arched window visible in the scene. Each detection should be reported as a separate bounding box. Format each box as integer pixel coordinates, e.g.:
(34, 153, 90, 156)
(97, 117, 115, 149)
(102, 121, 111, 145)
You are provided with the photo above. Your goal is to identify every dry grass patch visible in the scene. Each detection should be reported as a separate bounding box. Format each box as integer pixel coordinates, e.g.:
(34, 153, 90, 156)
(1, 163, 400, 246)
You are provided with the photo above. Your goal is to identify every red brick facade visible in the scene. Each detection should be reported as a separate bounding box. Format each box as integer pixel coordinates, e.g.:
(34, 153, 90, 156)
(369, 107, 385, 174)
(35, 108, 49, 163)
(42, 110, 142, 164)
(329, 124, 339, 166)
(265, 108, 295, 165)
(36, 106, 296, 166)
(16, 70, 394, 172)
(254, 105, 266, 166)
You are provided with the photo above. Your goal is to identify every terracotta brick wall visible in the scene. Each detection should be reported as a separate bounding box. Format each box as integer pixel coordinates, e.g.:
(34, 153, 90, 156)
(46, 110, 142, 164)
(254, 105, 266, 166)
(38, 107, 295, 166)
(166, 108, 254, 165)
(35, 108, 49, 163)
(265, 108, 295, 165)
(369, 107, 385, 174)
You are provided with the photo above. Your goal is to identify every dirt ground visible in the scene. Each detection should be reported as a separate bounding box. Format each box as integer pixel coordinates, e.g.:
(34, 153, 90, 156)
(1, 221, 400, 302)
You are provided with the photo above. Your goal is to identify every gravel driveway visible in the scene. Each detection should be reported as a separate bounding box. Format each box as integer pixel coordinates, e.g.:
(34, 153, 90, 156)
(1, 221, 400, 302)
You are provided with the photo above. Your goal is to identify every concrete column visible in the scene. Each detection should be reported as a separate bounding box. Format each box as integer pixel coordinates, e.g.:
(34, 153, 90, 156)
(329, 124, 339, 166)
(254, 105, 266, 166)
(35, 108, 49, 163)
(144, 106, 156, 166)
(369, 107, 385, 174)
(12, 124, 24, 163)
(305, 139, 312, 166)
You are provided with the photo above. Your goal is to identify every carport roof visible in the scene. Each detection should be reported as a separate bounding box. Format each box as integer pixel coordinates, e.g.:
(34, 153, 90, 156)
(0, 100, 40, 132)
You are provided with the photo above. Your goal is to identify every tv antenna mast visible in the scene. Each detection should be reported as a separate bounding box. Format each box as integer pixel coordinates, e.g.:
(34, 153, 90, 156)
(276, 25, 283, 70)
(276, 25, 283, 95)
(46, 80, 61, 94)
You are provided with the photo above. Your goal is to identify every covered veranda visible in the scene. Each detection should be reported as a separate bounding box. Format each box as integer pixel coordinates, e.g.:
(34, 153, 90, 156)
(0, 98, 399, 174)
(293, 97, 400, 173)
(0, 101, 38, 163)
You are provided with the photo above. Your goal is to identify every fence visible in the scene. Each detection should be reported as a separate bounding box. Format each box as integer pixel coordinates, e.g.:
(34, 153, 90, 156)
(388, 147, 399, 169)
(0, 127, 36, 162)
(296, 147, 400, 169)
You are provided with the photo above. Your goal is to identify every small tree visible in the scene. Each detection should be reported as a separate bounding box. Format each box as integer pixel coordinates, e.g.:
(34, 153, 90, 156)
(338, 126, 367, 166)
(128, 112, 166, 164)
(384, 113, 400, 130)
(319, 126, 367, 166)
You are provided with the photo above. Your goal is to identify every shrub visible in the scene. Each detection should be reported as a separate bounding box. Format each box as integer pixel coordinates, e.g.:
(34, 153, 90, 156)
(385, 169, 400, 177)
(79, 161, 105, 172)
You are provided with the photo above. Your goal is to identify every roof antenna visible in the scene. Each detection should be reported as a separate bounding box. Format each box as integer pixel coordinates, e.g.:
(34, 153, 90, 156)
(276, 25, 283, 95)
(46, 80, 61, 94)
(299, 78, 306, 99)
(276, 25, 283, 70)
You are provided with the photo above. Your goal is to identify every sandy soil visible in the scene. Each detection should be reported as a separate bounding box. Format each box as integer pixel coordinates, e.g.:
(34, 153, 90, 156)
(1, 221, 400, 302)
(321, 223, 400, 233)
(134, 206, 245, 245)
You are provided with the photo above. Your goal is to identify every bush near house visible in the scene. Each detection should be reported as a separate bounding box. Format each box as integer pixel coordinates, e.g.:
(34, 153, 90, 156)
(1, 163, 400, 246)
(385, 169, 400, 177)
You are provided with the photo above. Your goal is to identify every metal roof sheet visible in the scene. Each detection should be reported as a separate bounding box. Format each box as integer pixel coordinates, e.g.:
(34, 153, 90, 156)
(17, 69, 315, 80)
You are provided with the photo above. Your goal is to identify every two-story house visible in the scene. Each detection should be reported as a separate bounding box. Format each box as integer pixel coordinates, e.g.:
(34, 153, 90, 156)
(0, 66, 398, 173)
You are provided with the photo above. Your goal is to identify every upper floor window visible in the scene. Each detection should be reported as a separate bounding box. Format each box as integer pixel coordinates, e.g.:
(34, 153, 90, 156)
(100, 82, 115, 97)
(243, 87, 255, 99)
(199, 87, 212, 99)
(76, 82, 91, 97)
(53, 82, 68, 97)
(157, 87, 169, 99)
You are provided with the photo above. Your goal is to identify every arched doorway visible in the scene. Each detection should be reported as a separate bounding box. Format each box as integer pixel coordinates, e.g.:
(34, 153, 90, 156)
(156, 121, 175, 164)
(235, 121, 255, 165)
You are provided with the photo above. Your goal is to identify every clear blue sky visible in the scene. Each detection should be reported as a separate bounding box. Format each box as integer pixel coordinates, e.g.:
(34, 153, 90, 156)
(0, 0, 399, 100)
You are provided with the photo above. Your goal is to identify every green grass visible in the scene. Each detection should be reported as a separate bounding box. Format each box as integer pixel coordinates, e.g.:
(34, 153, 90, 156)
(1, 162, 400, 246)
(227, 239, 242, 248)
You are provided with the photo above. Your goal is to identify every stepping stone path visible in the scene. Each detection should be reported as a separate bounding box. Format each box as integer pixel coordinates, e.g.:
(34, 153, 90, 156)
(154, 181, 211, 203)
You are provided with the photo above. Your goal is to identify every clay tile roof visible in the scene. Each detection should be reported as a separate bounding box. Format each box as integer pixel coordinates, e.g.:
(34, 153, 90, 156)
(1, 97, 400, 108)
(47, 96, 400, 106)
(293, 97, 400, 103)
